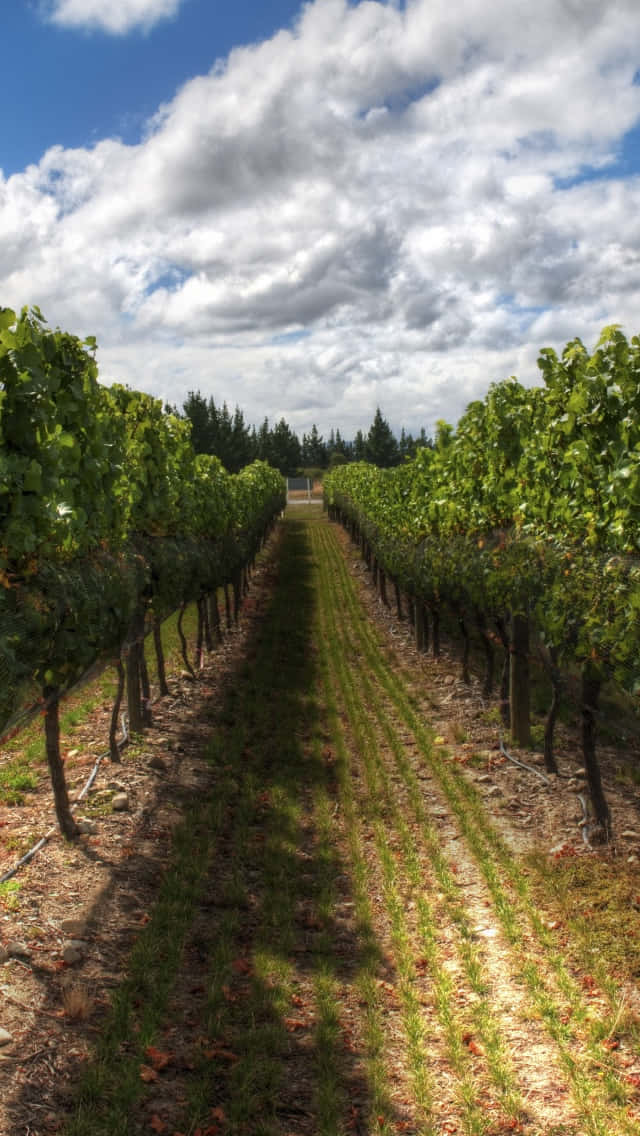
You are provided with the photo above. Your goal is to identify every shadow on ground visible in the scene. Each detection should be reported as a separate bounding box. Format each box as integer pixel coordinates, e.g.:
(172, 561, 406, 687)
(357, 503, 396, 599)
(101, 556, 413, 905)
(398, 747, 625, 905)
(8, 515, 406, 1136)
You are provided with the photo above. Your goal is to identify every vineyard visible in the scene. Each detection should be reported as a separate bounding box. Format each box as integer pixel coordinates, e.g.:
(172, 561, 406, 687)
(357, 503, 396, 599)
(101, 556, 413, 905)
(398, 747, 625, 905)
(1, 317, 640, 1134)
(324, 325, 640, 844)
(0, 510, 638, 1136)
(0, 306, 285, 842)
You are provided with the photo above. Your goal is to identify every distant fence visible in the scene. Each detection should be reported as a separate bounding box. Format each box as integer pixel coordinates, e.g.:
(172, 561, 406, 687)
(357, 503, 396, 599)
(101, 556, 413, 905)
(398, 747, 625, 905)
(286, 477, 323, 504)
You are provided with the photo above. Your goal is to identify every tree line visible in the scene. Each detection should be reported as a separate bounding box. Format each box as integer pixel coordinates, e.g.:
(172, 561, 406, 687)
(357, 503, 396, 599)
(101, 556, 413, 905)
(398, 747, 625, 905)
(177, 391, 432, 475)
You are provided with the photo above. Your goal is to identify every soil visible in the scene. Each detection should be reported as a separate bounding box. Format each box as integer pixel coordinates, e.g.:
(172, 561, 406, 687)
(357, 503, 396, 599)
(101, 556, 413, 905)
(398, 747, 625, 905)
(1, 513, 640, 1135)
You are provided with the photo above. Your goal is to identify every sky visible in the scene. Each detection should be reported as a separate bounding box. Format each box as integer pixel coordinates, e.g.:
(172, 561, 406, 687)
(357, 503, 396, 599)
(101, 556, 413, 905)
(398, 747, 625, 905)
(1, 0, 640, 441)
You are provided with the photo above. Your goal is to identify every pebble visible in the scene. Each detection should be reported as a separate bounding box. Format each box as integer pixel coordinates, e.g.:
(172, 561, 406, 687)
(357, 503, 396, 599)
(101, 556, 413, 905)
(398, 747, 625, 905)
(7, 941, 31, 960)
(62, 941, 86, 965)
(77, 818, 98, 835)
(112, 792, 130, 812)
(475, 926, 498, 939)
(0, 1028, 13, 1046)
(148, 754, 168, 773)
(61, 918, 85, 937)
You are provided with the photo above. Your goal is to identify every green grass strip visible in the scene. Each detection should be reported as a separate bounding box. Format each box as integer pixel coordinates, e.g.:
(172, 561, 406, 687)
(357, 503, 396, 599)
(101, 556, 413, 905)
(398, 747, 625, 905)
(324, 516, 638, 1135)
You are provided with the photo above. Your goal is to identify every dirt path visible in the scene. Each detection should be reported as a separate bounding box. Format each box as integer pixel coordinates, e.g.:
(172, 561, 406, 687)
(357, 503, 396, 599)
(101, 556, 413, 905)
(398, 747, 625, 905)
(1, 510, 640, 1136)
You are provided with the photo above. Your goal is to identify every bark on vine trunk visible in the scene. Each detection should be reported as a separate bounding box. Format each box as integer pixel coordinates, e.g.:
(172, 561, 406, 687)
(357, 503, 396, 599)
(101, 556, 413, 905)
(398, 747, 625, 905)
(415, 602, 427, 652)
(457, 610, 471, 684)
(43, 686, 79, 840)
(109, 658, 125, 762)
(139, 635, 153, 727)
(202, 596, 213, 651)
(495, 616, 511, 729)
(196, 599, 205, 669)
(509, 613, 531, 747)
(232, 569, 242, 623)
(178, 602, 195, 678)
(475, 608, 494, 699)
(210, 591, 222, 645)
(431, 606, 440, 658)
(394, 580, 403, 620)
(542, 648, 560, 775)
(379, 568, 388, 607)
(581, 669, 613, 843)
(125, 608, 145, 734)
(152, 616, 169, 697)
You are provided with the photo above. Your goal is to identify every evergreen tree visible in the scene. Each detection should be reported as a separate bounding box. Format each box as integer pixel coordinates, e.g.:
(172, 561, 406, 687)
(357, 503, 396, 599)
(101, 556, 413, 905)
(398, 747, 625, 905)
(270, 418, 302, 475)
(302, 423, 327, 467)
(183, 390, 214, 454)
(256, 417, 273, 464)
(366, 407, 399, 468)
(353, 429, 367, 461)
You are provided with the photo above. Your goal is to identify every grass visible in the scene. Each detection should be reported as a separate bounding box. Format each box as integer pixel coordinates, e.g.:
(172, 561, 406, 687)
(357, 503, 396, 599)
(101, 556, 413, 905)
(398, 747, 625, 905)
(0, 602, 201, 809)
(63, 522, 357, 1136)
(316, 513, 640, 1135)
(0, 879, 21, 910)
(23, 510, 636, 1136)
(0, 757, 39, 805)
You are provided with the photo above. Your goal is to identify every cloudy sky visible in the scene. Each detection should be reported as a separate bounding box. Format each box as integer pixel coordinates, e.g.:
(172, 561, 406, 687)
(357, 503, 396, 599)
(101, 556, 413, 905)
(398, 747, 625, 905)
(2, 0, 640, 439)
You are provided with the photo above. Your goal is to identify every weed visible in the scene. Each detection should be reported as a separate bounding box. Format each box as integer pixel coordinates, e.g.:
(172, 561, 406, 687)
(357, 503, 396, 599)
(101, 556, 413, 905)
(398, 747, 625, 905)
(0, 879, 21, 910)
(0, 758, 38, 805)
(62, 982, 94, 1021)
(451, 721, 470, 743)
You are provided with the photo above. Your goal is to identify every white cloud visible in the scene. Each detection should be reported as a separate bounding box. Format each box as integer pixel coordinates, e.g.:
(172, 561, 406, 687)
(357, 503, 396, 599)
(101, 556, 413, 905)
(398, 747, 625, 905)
(45, 0, 185, 34)
(4, 0, 640, 438)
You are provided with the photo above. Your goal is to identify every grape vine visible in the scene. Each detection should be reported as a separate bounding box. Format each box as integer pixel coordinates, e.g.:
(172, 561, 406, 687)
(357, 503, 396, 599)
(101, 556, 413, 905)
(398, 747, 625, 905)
(0, 306, 285, 836)
(325, 326, 640, 842)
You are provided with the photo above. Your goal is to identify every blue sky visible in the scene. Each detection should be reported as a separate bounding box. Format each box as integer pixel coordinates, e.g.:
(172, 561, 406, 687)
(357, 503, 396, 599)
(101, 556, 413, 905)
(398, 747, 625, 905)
(2, 2, 306, 174)
(1, 0, 640, 438)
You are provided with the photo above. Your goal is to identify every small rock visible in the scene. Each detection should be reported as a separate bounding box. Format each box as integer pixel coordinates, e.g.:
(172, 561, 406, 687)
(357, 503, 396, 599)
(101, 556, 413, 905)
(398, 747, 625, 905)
(61, 918, 85, 937)
(148, 754, 168, 773)
(621, 830, 638, 839)
(486, 785, 502, 797)
(112, 792, 130, 812)
(0, 1028, 13, 1046)
(62, 941, 86, 965)
(7, 941, 31, 960)
(77, 818, 98, 835)
(476, 774, 492, 783)
(475, 926, 498, 939)
(107, 780, 126, 791)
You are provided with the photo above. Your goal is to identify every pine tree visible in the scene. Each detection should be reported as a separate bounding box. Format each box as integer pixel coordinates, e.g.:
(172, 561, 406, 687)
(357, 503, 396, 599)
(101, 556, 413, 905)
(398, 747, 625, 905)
(366, 407, 399, 468)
